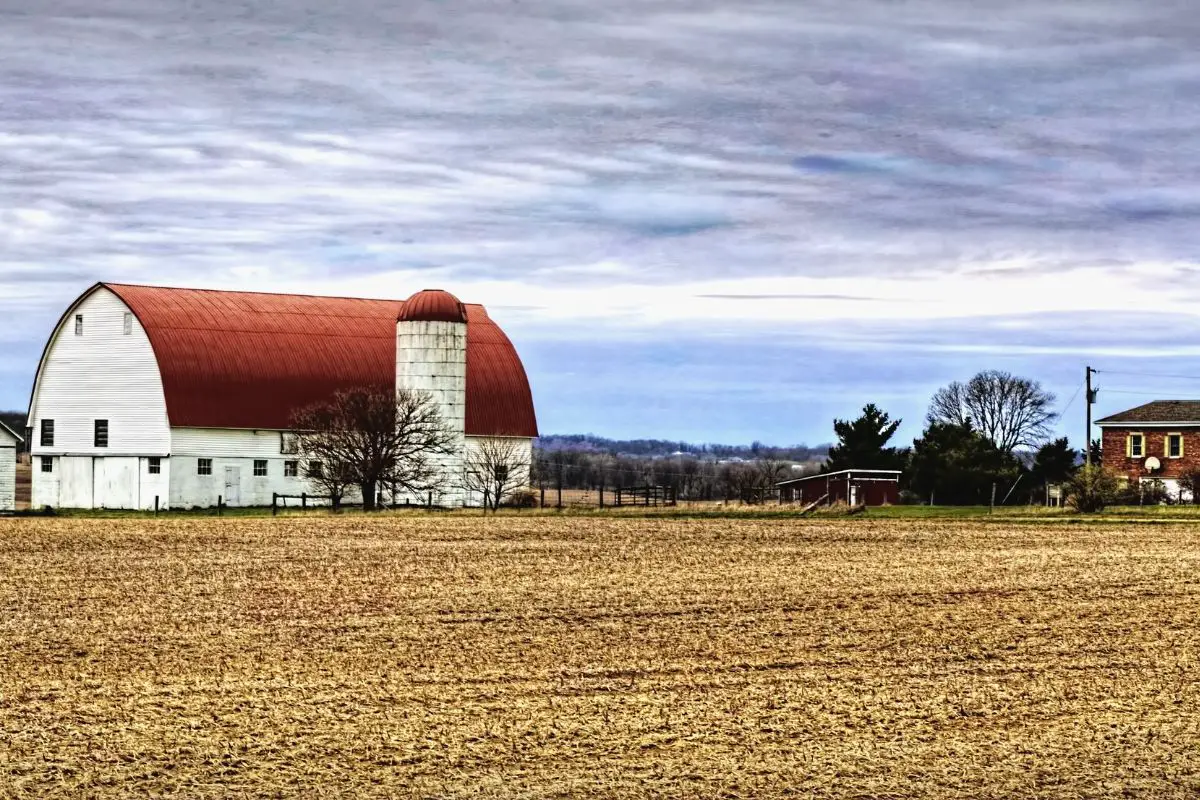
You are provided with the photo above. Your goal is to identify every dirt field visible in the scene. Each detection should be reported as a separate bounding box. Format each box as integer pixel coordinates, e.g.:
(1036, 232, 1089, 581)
(0, 515, 1197, 798)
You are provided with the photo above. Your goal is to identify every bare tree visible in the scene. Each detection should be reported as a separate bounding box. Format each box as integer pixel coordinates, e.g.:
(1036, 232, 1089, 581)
(461, 438, 531, 512)
(291, 387, 456, 511)
(927, 370, 1057, 453)
(302, 458, 355, 512)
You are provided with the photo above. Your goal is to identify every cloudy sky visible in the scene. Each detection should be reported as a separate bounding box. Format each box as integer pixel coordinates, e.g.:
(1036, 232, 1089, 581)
(4, 0, 1200, 447)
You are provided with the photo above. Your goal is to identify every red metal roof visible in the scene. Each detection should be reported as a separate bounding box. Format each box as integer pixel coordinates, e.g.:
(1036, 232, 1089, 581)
(398, 289, 467, 323)
(96, 283, 538, 437)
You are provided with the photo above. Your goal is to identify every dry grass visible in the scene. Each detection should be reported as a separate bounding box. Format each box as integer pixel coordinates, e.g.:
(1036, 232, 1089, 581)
(0, 515, 1197, 798)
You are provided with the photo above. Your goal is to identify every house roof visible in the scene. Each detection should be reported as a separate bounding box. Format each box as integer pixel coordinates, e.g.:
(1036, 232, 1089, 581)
(37, 283, 538, 438)
(777, 469, 901, 487)
(0, 420, 21, 445)
(1095, 401, 1200, 426)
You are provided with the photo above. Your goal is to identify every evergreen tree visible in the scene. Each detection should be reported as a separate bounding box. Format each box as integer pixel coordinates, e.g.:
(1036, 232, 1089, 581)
(907, 421, 1019, 505)
(825, 404, 907, 472)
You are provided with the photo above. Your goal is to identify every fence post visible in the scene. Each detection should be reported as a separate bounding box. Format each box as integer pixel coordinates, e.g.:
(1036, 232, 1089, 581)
(154, 496, 159, 517)
(302, 492, 307, 510)
(272, 493, 278, 517)
(540, 486, 545, 509)
(599, 484, 604, 509)
(217, 496, 223, 517)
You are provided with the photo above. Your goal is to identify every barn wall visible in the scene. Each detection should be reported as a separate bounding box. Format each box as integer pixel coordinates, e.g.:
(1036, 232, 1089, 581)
(461, 436, 534, 507)
(170, 428, 313, 508)
(396, 319, 467, 507)
(29, 287, 170, 508)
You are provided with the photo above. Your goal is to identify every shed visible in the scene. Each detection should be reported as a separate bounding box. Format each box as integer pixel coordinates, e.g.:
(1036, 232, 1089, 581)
(777, 469, 901, 507)
(0, 421, 21, 513)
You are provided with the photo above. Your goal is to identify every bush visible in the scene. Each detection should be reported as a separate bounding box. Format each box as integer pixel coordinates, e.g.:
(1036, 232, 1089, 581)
(1065, 466, 1119, 513)
(504, 489, 539, 509)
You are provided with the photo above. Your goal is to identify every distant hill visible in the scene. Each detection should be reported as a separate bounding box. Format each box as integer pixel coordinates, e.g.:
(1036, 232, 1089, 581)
(535, 434, 829, 463)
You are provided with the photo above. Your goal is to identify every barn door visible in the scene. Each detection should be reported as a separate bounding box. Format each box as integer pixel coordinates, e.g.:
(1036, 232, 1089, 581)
(224, 466, 241, 506)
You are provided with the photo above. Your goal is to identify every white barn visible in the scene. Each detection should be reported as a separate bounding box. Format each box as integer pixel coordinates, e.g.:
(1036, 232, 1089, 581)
(27, 284, 538, 510)
(0, 421, 20, 513)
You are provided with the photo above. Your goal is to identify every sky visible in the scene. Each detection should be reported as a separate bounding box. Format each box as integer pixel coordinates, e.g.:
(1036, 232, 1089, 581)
(4, 0, 1200, 448)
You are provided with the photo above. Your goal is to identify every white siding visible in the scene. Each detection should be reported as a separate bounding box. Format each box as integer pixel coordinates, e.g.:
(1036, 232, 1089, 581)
(0, 445, 15, 514)
(396, 319, 467, 506)
(170, 428, 312, 508)
(29, 287, 170, 508)
(462, 436, 534, 508)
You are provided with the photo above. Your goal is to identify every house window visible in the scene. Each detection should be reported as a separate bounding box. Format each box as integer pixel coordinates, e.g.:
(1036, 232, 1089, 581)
(198, 458, 213, 476)
(284, 460, 299, 478)
(281, 433, 300, 455)
(40, 457, 53, 474)
(40, 419, 55, 448)
(94, 420, 109, 448)
(254, 459, 268, 477)
(74, 314, 83, 336)
(124, 313, 134, 335)
(148, 457, 161, 475)
(1167, 434, 1184, 459)
(309, 461, 324, 479)
(1128, 434, 1144, 458)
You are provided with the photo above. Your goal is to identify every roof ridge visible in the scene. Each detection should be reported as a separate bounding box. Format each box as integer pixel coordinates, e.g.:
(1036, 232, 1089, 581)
(105, 281, 409, 305)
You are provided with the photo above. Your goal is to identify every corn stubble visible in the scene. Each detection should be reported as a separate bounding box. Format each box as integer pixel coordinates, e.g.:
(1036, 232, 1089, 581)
(0, 516, 1197, 798)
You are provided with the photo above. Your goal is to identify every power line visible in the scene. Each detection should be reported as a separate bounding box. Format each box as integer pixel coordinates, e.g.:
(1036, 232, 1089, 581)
(1096, 369, 1200, 382)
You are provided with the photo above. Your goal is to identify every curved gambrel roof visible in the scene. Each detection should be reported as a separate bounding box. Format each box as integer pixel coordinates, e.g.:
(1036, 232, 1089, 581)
(33, 283, 538, 438)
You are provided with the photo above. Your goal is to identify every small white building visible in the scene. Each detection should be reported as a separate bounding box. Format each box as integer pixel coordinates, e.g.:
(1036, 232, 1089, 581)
(27, 283, 538, 510)
(0, 421, 20, 513)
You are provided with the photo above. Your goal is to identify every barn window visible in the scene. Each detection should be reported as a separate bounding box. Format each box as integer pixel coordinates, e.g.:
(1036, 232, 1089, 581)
(74, 314, 83, 336)
(1167, 434, 1184, 459)
(40, 420, 54, 447)
(94, 420, 109, 448)
(148, 457, 161, 475)
(284, 461, 299, 478)
(308, 461, 324, 479)
(40, 457, 53, 474)
(1128, 434, 1144, 458)
(280, 433, 300, 455)
(254, 460, 268, 477)
(123, 313, 134, 335)
(197, 458, 213, 476)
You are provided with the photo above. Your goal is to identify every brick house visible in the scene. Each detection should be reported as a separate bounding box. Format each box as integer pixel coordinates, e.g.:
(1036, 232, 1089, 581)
(1096, 401, 1200, 500)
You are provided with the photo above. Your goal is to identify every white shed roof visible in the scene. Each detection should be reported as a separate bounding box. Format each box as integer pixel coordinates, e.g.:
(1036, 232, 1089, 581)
(0, 421, 21, 446)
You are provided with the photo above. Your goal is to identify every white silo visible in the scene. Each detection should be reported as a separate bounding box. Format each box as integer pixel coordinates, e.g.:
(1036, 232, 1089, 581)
(396, 289, 468, 506)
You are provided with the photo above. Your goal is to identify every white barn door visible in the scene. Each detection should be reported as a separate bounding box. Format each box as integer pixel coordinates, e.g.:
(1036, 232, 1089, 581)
(59, 457, 95, 509)
(224, 466, 241, 506)
(95, 457, 139, 510)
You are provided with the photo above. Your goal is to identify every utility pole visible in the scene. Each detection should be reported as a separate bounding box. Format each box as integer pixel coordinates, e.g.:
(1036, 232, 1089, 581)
(1085, 366, 1098, 467)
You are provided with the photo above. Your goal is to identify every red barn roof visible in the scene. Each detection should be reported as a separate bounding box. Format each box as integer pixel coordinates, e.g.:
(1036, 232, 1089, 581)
(52, 283, 537, 437)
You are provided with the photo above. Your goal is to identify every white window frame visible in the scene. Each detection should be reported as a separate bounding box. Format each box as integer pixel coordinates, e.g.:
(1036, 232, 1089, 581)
(197, 458, 213, 476)
(1167, 433, 1184, 459)
(40, 457, 53, 474)
(148, 457, 162, 475)
(284, 460, 299, 478)
(74, 314, 83, 336)
(1129, 433, 1144, 458)
(123, 312, 134, 336)
(253, 459, 268, 477)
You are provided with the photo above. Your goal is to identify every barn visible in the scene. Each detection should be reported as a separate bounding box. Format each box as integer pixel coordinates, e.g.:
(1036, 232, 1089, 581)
(0, 421, 20, 513)
(777, 469, 901, 507)
(27, 283, 538, 510)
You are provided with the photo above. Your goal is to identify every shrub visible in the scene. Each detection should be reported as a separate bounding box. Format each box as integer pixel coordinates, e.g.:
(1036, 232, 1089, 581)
(504, 489, 539, 509)
(1065, 466, 1119, 513)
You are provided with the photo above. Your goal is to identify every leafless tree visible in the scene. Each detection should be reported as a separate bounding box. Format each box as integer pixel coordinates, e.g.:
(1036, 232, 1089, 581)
(291, 387, 456, 511)
(927, 370, 1057, 453)
(461, 438, 531, 512)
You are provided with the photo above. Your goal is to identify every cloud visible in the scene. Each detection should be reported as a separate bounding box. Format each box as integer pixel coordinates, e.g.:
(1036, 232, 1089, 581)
(2, 0, 1200, 443)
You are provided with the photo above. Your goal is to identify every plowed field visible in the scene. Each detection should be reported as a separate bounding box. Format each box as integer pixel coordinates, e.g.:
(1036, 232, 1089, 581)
(1, 516, 1196, 797)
